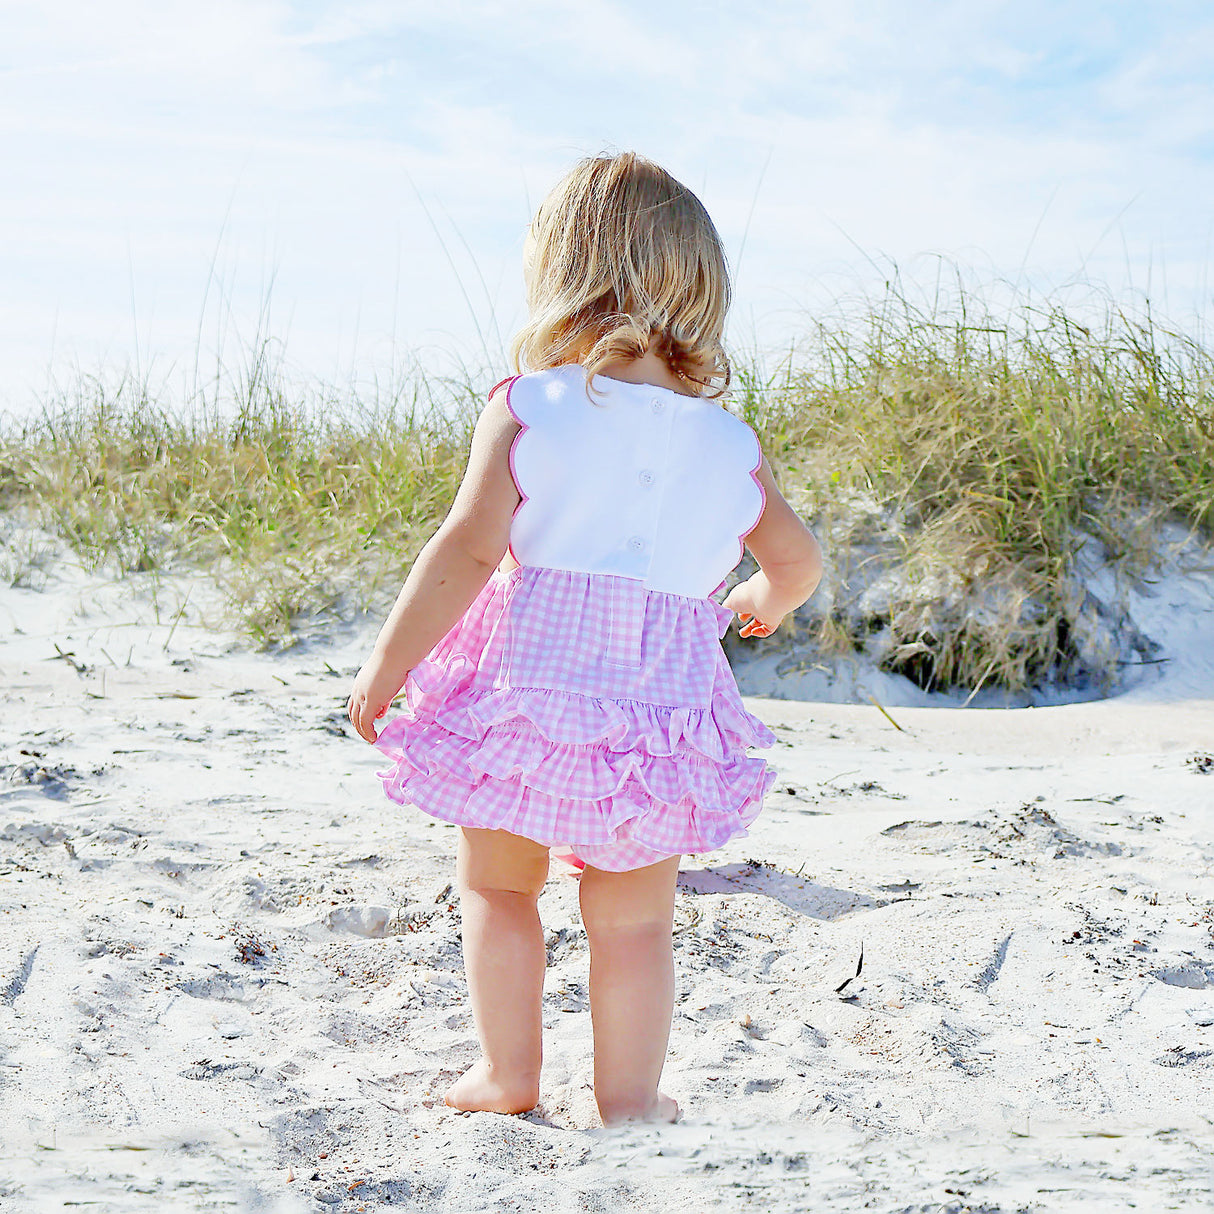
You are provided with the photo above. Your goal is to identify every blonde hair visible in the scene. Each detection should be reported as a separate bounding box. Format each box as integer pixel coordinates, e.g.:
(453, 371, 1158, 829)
(511, 152, 732, 397)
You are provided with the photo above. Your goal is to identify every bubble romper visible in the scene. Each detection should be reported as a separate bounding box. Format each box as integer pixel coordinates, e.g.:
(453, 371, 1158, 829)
(374, 365, 778, 872)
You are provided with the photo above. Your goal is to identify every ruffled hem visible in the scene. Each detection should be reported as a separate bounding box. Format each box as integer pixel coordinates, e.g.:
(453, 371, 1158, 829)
(398, 653, 775, 763)
(376, 713, 773, 819)
(375, 736, 777, 855)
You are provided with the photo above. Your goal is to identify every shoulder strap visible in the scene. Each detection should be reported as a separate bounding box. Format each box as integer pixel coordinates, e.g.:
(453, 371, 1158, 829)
(488, 375, 519, 401)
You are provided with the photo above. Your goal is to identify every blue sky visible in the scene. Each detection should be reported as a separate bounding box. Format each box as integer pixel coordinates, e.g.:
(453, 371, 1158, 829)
(3, 1, 1213, 411)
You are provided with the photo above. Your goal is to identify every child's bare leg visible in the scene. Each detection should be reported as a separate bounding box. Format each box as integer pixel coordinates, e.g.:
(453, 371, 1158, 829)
(444, 827, 550, 1114)
(578, 854, 681, 1125)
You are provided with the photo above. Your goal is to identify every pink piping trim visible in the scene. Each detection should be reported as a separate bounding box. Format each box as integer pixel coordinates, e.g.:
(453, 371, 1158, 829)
(709, 425, 765, 601)
(736, 421, 766, 550)
(492, 374, 526, 564)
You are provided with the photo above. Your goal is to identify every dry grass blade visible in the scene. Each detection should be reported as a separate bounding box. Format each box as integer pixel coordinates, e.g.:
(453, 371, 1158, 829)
(835, 941, 865, 994)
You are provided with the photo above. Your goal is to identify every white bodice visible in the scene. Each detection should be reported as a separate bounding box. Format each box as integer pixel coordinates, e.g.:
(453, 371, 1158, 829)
(501, 365, 765, 598)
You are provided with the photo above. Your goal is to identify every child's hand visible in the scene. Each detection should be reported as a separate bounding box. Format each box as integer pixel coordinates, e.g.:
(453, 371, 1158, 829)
(347, 656, 405, 743)
(721, 576, 783, 637)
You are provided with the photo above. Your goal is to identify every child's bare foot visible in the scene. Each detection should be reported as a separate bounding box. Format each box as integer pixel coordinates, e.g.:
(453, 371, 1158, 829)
(599, 1090, 679, 1126)
(443, 1059, 539, 1115)
(646, 1091, 679, 1123)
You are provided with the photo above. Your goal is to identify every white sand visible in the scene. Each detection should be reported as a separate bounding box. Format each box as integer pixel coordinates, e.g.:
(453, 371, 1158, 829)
(1, 533, 1212, 1211)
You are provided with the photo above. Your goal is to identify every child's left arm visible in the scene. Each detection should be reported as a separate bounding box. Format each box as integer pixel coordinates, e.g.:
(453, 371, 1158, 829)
(347, 388, 521, 742)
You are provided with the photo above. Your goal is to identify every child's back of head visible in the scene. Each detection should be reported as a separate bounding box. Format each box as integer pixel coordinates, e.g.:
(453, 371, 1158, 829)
(513, 152, 731, 397)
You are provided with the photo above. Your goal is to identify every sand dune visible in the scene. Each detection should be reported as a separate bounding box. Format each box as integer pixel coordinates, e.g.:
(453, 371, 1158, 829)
(1, 539, 1212, 1211)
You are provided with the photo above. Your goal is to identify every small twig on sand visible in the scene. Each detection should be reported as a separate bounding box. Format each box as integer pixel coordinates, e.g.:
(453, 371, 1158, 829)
(835, 941, 864, 994)
(50, 643, 89, 676)
(163, 586, 193, 652)
(867, 695, 905, 732)
(823, 769, 859, 787)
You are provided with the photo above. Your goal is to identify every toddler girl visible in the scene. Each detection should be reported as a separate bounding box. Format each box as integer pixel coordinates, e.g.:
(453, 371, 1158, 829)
(347, 152, 822, 1126)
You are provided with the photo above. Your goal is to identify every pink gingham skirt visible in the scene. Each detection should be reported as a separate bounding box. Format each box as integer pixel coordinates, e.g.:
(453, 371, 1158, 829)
(373, 565, 777, 872)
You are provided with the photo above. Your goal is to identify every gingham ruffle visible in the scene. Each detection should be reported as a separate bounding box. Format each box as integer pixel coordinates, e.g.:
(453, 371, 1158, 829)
(394, 661, 775, 763)
(373, 566, 777, 864)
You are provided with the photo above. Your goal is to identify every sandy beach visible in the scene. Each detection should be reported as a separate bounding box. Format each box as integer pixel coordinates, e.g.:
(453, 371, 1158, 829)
(2, 532, 1212, 1212)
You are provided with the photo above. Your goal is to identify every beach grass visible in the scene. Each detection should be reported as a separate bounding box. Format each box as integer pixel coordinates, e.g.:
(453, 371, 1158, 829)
(731, 286, 1214, 693)
(0, 360, 483, 646)
(2, 281, 1212, 691)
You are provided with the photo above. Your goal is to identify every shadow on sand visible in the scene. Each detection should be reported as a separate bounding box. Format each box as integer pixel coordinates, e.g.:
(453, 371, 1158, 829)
(677, 860, 883, 920)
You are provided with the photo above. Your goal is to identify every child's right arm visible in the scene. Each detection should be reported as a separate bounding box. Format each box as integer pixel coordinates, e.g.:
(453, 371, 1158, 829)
(346, 387, 520, 742)
(722, 455, 822, 637)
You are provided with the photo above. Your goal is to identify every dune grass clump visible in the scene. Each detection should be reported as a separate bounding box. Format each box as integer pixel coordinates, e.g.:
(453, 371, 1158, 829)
(732, 285, 1214, 694)
(1, 279, 1211, 692)
(0, 361, 481, 646)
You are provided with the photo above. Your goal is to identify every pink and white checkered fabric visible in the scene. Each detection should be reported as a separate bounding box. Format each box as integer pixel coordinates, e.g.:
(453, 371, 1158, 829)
(494, 565, 723, 705)
(374, 565, 777, 872)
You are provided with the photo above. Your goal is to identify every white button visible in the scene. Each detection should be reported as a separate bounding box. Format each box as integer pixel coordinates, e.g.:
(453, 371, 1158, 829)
(638, 469, 655, 486)
(627, 535, 644, 551)
(651, 397, 665, 412)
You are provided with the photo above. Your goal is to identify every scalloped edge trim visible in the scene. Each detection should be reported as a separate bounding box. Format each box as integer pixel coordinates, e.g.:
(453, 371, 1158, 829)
(736, 420, 766, 558)
(493, 374, 525, 566)
(709, 421, 765, 602)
